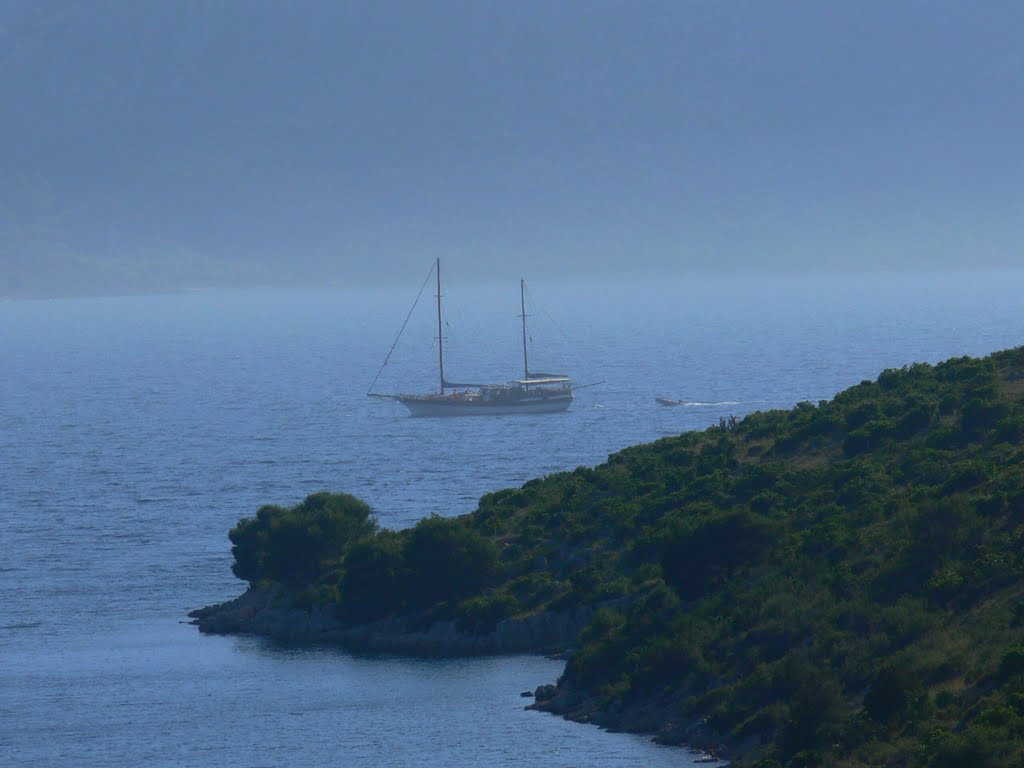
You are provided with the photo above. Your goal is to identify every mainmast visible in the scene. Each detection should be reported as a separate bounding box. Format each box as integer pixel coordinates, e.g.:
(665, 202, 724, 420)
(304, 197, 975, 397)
(520, 278, 529, 381)
(436, 258, 445, 394)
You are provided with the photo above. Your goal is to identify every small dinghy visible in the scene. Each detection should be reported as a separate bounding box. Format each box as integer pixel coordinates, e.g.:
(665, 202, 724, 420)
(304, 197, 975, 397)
(656, 397, 685, 406)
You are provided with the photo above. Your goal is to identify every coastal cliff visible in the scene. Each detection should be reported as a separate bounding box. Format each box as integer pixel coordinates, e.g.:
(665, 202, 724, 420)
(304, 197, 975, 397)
(195, 346, 1024, 767)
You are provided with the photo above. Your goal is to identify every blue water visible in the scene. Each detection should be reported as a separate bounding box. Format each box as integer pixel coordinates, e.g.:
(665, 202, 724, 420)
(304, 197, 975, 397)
(2, 270, 1023, 767)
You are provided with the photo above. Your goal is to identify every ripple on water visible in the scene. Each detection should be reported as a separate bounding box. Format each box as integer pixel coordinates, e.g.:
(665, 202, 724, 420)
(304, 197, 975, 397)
(4, 273, 1024, 766)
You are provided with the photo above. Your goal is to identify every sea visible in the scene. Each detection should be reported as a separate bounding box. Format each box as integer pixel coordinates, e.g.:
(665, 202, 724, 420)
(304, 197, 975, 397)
(2, 269, 1022, 767)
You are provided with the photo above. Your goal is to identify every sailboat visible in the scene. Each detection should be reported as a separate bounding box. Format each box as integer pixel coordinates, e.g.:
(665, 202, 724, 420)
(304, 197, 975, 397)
(368, 259, 574, 416)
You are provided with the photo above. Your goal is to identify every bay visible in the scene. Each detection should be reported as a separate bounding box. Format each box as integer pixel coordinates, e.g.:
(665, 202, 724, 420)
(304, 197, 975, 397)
(2, 269, 1022, 766)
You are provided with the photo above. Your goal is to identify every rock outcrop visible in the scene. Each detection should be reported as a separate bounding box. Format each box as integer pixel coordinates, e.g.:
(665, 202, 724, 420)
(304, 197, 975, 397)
(188, 587, 599, 656)
(528, 683, 751, 762)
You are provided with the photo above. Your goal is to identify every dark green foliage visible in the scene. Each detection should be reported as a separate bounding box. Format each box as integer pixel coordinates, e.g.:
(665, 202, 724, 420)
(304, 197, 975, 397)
(229, 491, 376, 585)
(286, 519, 496, 623)
(661, 509, 778, 600)
(337, 530, 406, 622)
(997, 646, 1024, 681)
(863, 664, 915, 723)
(923, 728, 1015, 768)
(225, 346, 1024, 767)
(777, 674, 843, 758)
(402, 515, 500, 609)
(456, 592, 520, 634)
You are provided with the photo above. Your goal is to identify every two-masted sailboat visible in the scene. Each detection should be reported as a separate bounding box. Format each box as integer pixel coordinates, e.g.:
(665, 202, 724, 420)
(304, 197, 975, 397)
(368, 259, 574, 416)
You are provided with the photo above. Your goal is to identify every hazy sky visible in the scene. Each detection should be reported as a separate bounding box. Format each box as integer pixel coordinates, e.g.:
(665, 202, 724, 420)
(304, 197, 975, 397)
(1, 1, 1022, 297)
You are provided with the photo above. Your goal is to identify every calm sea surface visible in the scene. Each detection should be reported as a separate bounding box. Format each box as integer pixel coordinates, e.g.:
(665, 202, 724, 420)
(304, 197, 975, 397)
(2, 270, 1022, 767)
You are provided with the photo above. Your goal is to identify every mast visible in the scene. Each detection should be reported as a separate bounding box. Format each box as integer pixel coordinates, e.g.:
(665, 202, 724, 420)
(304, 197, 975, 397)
(436, 258, 445, 394)
(520, 278, 529, 381)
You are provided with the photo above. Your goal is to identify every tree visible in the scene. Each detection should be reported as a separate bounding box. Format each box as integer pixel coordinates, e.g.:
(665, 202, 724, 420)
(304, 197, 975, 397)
(229, 491, 376, 585)
(863, 664, 914, 724)
(338, 531, 407, 622)
(661, 509, 779, 600)
(403, 515, 500, 609)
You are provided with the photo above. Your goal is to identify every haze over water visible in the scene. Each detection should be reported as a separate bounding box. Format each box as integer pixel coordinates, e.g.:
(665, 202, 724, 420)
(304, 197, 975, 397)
(2, 270, 1023, 766)
(4, 2, 1023, 297)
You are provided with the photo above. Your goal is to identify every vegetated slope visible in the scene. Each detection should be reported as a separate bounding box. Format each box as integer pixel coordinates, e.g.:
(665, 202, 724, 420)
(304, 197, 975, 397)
(221, 347, 1024, 767)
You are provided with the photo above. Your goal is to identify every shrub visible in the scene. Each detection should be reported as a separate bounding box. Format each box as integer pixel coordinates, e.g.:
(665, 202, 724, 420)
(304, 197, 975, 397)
(863, 664, 915, 724)
(229, 491, 376, 585)
(338, 531, 407, 622)
(662, 509, 779, 600)
(456, 592, 520, 634)
(997, 646, 1024, 681)
(403, 515, 500, 609)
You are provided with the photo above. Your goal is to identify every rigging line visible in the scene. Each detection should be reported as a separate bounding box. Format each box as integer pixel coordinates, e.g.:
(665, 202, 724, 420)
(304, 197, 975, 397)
(367, 261, 436, 395)
(524, 283, 571, 341)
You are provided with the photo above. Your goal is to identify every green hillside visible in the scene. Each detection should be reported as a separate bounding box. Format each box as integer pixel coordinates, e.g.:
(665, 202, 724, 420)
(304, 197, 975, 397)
(222, 346, 1024, 767)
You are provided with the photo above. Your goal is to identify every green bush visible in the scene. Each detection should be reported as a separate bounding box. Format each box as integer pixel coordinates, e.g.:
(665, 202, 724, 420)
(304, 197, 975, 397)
(338, 530, 406, 622)
(863, 664, 915, 724)
(403, 515, 500, 610)
(455, 593, 520, 634)
(229, 491, 376, 585)
(662, 509, 779, 600)
(997, 646, 1024, 681)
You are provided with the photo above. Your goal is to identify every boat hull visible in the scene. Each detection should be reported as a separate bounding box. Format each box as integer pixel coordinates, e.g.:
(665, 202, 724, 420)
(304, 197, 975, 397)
(398, 394, 573, 417)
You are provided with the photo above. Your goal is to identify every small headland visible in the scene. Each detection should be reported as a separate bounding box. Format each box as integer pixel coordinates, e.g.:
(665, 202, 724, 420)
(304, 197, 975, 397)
(194, 346, 1024, 767)
(189, 582, 599, 656)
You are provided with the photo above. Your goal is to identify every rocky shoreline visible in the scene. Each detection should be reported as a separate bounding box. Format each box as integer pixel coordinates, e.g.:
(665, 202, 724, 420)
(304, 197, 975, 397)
(529, 682, 753, 763)
(189, 585, 598, 656)
(188, 588, 739, 763)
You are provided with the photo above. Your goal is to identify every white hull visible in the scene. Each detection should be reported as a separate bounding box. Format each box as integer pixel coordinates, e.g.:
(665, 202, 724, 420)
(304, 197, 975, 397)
(398, 395, 573, 417)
